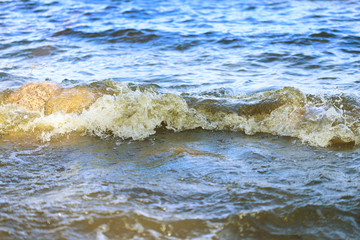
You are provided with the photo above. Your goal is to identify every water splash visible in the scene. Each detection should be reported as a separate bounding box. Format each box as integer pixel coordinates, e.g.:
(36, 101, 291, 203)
(1, 81, 359, 147)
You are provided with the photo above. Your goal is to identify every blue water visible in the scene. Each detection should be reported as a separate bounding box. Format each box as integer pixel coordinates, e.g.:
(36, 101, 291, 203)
(1, 0, 360, 239)
(1, 0, 360, 94)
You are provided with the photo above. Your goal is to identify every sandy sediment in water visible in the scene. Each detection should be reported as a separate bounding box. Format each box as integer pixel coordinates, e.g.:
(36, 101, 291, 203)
(6, 81, 61, 111)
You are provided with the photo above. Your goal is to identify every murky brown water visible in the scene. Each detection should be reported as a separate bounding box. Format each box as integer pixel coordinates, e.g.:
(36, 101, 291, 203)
(1, 130, 359, 239)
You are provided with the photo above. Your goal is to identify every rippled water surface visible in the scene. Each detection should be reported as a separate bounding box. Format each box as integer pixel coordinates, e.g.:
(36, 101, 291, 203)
(1, 0, 360, 239)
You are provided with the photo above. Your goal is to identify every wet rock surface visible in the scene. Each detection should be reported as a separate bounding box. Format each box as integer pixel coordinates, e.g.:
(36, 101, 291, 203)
(5, 82, 104, 115)
(45, 86, 102, 115)
(7, 81, 61, 111)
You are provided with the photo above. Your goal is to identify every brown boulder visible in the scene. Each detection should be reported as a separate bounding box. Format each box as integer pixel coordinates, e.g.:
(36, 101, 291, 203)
(7, 81, 61, 111)
(45, 86, 101, 115)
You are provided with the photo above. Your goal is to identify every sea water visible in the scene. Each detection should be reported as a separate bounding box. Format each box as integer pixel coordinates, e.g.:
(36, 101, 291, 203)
(0, 0, 360, 239)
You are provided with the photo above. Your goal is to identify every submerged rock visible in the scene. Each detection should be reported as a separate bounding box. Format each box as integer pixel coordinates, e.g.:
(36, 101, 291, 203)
(7, 81, 61, 111)
(5, 81, 103, 115)
(45, 86, 102, 115)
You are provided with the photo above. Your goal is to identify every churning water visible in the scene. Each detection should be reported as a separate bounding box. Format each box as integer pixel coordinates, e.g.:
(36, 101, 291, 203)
(1, 0, 360, 239)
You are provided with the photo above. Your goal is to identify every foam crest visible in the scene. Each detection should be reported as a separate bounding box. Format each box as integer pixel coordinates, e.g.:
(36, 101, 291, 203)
(16, 83, 206, 141)
(1, 82, 360, 147)
(190, 87, 360, 147)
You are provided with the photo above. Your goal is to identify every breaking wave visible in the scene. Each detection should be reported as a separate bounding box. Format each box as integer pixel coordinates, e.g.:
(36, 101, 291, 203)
(1, 81, 359, 147)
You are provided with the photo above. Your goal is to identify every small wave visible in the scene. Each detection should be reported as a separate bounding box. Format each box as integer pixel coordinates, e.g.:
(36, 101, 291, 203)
(219, 205, 359, 239)
(121, 8, 153, 20)
(1, 81, 360, 148)
(273, 30, 338, 46)
(52, 28, 160, 44)
(8, 45, 60, 59)
(0, 72, 27, 90)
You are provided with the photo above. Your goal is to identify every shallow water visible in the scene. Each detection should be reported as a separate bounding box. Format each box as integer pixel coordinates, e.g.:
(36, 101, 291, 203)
(1, 0, 360, 239)
(1, 132, 360, 239)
